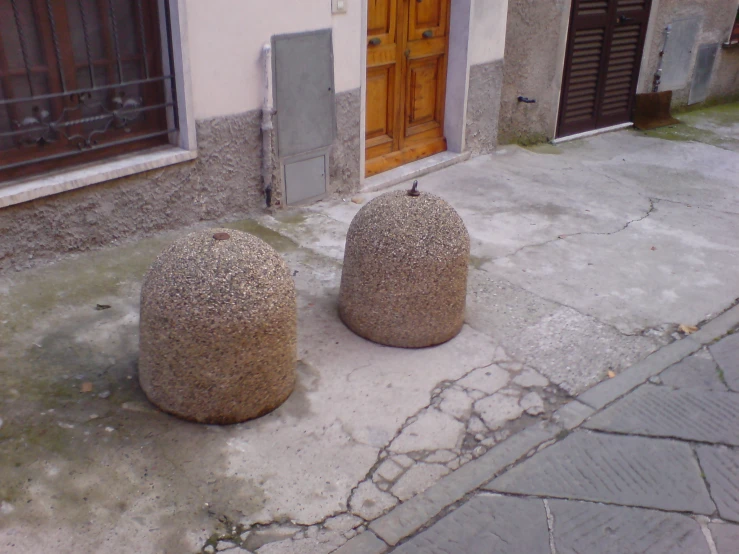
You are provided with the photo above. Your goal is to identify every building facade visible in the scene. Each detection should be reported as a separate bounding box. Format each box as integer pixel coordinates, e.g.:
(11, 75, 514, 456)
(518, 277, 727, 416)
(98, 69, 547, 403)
(0, 0, 508, 271)
(0, 0, 737, 271)
(498, 0, 739, 144)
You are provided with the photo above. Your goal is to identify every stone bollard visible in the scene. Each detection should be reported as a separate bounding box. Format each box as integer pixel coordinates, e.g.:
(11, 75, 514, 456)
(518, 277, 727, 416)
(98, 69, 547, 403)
(139, 228, 297, 424)
(339, 182, 470, 348)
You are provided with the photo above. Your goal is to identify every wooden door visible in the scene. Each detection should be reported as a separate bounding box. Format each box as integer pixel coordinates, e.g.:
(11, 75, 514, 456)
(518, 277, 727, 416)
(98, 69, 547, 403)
(365, 0, 450, 177)
(557, 0, 652, 138)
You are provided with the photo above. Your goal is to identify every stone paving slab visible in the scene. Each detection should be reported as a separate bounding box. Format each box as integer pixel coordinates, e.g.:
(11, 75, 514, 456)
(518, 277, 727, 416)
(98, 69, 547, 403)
(710, 523, 739, 554)
(697, 446, 739, 523)
(584, 385, 739, 445)
(391, 494, 550, 554)
(548, 499, 710, 554)
(485, 431, 715, 514)
(659, 350, 727, 391)
(691, 307, 739, 345)
(709, 333, 739, 391)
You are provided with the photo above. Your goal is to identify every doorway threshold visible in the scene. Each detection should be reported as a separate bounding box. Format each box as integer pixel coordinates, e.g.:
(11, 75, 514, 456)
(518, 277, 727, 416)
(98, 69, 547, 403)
(362, 151, 471, 194)
(552, 122, 634, 144)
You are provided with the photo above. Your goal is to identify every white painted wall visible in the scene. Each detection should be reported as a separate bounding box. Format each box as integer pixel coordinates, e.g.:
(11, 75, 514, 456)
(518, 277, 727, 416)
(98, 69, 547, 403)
(469, 0, 509, 65)
(185, 0, 362, 119)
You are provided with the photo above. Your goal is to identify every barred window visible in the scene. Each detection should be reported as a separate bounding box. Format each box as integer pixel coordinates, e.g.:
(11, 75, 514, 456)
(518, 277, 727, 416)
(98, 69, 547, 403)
(0, 0, 177, 182)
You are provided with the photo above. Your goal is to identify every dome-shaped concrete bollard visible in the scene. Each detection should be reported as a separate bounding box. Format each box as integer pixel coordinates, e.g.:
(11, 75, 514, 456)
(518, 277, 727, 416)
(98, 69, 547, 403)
(138, 228, 297, 424)
(339, 184, 470, 348)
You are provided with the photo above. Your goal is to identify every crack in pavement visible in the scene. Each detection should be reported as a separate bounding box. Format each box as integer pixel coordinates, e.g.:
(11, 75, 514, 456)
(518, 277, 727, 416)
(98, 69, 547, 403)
(544, 498, 557, 554)
(649, 196, 739, 218)
(468, 268, 670, 343)
(492, 197, 656, 263)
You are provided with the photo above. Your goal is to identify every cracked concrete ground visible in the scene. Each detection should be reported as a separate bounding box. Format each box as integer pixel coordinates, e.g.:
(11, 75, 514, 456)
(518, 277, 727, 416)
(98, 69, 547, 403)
(1, 105, 738, 553)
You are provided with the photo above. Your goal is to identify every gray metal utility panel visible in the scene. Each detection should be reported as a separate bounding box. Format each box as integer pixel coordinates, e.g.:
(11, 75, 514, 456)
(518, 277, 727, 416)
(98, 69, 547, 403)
(272, 29, 336, 157)
(272, 29, 336, 205)
(284, 153, 329, 206)
(661, 18, 701, 91)
(689, 43, 719, 105)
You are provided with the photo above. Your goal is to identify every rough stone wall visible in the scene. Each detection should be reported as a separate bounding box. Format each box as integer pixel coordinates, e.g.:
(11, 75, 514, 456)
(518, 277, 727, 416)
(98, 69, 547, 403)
(640, 0, 739, 107)
(0, 90, 362, 273)
(0, 110, 270, 273)
(497, 0, 571, 145)
(330, 89, 362, 195)
(465, 60, 504, 156)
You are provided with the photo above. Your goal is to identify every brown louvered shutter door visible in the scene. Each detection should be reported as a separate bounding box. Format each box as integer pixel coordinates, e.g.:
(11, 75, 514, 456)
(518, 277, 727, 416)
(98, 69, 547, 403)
(557, 0, 652, 138)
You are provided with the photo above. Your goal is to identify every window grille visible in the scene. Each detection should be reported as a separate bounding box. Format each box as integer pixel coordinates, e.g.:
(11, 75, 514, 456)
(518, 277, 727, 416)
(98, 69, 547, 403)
(0, 0, 178, 181)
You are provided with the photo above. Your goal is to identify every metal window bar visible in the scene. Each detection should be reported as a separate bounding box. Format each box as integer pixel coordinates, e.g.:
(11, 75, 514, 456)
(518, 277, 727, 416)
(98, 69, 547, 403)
(0, 101, 175, 139)
(44, 0, 67, 91)
(77, 0, 97, 88)
(10, 0, 35, 96)
(0, 75, 175, 106)
(135, 0, 149, 78)
(106, 0, 124, 84)
(1, 0, 179, 177)
(162, 0, 178, 131)
(0, 128, 177, 172)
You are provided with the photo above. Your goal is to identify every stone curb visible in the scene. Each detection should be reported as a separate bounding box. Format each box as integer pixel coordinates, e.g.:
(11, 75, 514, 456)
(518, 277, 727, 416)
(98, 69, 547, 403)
(367, 421, 558, 547)
(576, 304, 739, 412)
(333, 530, 388, 554)
(690, 303, 739, 345)
(552, 399, 595, 430)
(576, 337, 701, 410)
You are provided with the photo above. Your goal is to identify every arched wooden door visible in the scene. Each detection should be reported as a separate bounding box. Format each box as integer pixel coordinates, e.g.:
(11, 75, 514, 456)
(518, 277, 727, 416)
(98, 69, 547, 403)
(365, 0, 450, 177)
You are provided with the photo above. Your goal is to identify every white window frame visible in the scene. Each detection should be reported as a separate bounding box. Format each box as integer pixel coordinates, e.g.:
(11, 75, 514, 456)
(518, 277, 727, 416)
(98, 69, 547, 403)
(0, 0, 196, 209)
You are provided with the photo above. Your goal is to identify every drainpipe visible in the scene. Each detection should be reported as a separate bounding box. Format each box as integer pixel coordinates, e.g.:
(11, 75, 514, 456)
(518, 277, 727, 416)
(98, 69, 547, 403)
(262, 43, 275, 207)
(653, 25, 671, 93)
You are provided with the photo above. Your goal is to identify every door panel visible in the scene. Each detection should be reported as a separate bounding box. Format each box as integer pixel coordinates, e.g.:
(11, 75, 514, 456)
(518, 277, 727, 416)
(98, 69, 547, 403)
(366, 0, 401, 159)
(368, 0, 397, 45)
(366, 66, 395, 156)
(557, 0, 652, 137)
(405, 55, 444, 139)
(408, 0, 449, 41)
(365, 0, 449, 177)
(559, 27, 608, 135)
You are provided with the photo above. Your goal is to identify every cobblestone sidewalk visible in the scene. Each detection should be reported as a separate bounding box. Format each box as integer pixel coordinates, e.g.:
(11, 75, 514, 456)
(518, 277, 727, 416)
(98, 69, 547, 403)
(338, 308, 739, 553)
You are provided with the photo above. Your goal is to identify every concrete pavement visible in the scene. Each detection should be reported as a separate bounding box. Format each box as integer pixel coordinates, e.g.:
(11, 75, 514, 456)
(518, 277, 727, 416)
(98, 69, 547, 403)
(1, 104, 738, 553)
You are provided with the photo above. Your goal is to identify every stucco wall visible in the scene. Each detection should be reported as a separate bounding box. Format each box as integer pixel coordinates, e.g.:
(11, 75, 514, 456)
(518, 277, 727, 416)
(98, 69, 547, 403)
(0, 111, 262, 273)
(1, 0, 510, 271)
(639, 0, 739, 106)
(497, 0, 571, 144)
(185, 0, 362, 119)
(465, 60, 505, 155)
(444, 0, 508, 153)
(499, 0, 738, 145)
(330, 88, 361, 193)
(469, 0, 509, 65)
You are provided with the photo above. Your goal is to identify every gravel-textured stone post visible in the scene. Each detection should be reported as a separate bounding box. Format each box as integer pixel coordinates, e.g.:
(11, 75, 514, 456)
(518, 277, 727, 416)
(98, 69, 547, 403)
(339, 186, 470, 348)
(139, 228, 297, 424)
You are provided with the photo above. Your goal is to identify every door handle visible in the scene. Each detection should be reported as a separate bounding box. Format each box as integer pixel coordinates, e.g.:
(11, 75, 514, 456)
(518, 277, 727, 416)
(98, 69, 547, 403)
(404, 49, 411, 58)
(422, 30, 433, 39)
(618, 15, 633, 23)
(369, 37, 381, 46)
